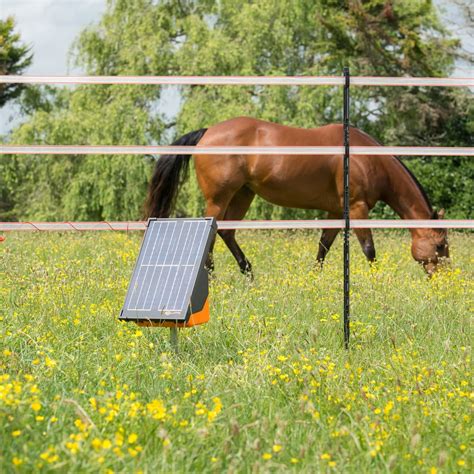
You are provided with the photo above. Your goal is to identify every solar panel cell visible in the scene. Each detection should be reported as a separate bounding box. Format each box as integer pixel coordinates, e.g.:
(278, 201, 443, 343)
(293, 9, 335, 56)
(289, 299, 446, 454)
(120, 218, 216, 323)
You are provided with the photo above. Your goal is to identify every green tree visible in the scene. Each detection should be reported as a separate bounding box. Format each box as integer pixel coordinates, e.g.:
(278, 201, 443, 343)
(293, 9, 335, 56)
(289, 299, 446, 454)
(0, 17, 32, 106)
(4, 0, 472, 221)
(0, 17, 32, 219)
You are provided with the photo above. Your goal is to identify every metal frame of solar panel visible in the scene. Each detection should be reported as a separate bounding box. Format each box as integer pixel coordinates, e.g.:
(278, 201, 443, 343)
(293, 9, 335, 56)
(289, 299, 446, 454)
(119, 217, 217, 324)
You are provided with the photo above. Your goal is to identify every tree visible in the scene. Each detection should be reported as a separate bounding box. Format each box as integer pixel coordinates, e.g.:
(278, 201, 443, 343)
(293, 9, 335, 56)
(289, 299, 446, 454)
(0, 17, 32, 219)
(0, 17, 32, 107)
(4, 0, 472, 221)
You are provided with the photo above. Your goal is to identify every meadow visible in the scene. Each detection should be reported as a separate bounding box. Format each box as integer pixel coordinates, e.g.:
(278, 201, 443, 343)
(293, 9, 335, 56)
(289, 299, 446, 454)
(0, 230, 472, 473)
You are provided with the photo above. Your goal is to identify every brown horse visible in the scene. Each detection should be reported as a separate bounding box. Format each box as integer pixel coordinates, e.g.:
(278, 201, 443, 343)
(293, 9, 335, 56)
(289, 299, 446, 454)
(144, 117, 449, 276)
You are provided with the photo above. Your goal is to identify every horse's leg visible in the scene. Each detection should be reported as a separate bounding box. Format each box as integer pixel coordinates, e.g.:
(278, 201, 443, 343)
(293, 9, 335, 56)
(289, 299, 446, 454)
(198, 156, 250, 274)
(316, 213, 341, 267)
(218, 187, 255, 277)
(204, 199, 230, 274)
(350, 202, 376, 262)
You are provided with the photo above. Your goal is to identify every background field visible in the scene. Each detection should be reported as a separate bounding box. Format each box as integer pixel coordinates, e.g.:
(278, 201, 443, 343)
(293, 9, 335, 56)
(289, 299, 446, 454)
(1, 231, 472, 473)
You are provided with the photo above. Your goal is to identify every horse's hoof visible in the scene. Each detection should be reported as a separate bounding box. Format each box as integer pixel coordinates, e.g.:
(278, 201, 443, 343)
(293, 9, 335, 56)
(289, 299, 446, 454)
(205, 265, 216, 279)
(244, 270, 254, 282)
(368, 260, 379, 272)
(240, 265, 254, 282)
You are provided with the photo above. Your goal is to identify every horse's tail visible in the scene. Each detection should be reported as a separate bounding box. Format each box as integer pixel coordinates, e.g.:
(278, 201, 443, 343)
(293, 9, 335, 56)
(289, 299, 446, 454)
(143, 128, 208, 218)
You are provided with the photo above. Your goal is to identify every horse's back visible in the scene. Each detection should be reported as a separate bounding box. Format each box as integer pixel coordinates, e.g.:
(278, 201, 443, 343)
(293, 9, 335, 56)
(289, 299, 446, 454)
(201, 117, 344, 145)
(195, 117, 389, 213)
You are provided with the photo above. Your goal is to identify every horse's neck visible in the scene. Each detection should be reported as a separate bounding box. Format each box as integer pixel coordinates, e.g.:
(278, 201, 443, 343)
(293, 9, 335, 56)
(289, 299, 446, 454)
(383, 157, 433, 222)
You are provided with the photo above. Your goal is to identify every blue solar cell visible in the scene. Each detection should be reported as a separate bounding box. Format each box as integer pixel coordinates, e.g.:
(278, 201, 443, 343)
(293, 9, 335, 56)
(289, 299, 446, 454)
(120, 218, 216, 322)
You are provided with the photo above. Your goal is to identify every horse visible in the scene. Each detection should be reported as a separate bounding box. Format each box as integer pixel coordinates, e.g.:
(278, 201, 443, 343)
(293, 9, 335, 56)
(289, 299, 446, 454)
(144, 116, 449, 276)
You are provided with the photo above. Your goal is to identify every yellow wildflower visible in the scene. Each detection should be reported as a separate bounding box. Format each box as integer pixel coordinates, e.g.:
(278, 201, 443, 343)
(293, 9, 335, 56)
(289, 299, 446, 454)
(92, 438, 102, 450)
(66, 441, 79, 454)
(44, 357, 56, 368)
(383, 401, 394, 415)
(102, 439, 112, 449)
(147, 399, 166, 420)
(74, 419, 87, 432)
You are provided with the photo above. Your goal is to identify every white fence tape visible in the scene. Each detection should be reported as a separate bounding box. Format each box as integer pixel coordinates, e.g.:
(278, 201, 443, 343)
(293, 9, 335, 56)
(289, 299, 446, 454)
(350, 76, 473, 87)
(217, 220, 473, 230)
(1, 145, 472, 156)
(0, 75, 472, 87)
(0, 220, 472, 232)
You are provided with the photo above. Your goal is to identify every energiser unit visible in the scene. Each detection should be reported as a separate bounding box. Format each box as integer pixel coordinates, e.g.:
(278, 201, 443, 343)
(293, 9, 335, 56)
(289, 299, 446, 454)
(119, 218, 217, 345)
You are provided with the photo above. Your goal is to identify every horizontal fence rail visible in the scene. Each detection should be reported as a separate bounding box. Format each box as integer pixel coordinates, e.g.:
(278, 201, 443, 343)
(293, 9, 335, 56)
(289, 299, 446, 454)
(1, 220, 472, 232)
(1, 145, 473, 156)
(0, 75, 473, 87)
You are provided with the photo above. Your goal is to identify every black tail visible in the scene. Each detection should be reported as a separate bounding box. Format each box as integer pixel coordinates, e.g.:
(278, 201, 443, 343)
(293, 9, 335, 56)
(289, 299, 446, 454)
(143, 128, 208, 218)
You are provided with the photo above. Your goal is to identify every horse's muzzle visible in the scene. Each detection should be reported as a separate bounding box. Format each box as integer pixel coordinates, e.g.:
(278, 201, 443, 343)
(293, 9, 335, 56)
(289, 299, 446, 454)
(424, 257, 451, 276)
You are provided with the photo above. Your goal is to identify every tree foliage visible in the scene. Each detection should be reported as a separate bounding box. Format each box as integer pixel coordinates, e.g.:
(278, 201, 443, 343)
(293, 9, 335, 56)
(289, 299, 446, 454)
(2, 0, 472, 221)
(0, 17, 32, 106)
(0, 17, 32, 218)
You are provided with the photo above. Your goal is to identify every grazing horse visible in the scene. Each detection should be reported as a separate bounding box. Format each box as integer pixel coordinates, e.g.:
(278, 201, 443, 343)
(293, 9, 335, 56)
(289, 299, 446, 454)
(144, 117, 449, 276)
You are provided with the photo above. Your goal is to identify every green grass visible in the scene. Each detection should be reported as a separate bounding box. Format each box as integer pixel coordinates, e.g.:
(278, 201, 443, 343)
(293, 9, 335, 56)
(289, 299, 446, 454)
(0, 231, 472, 473)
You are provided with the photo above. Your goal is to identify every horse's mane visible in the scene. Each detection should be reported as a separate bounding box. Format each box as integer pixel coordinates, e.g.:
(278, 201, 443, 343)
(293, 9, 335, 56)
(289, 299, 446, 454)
(393, 157, 433, 213)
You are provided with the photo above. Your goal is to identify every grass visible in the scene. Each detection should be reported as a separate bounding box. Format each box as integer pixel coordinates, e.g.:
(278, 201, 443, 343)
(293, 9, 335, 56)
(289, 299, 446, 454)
(0, 230, 472, 473)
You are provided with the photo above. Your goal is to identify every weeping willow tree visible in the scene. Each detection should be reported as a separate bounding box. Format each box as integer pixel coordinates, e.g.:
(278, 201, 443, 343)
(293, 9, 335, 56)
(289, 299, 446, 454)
(2, 0, 472, 221)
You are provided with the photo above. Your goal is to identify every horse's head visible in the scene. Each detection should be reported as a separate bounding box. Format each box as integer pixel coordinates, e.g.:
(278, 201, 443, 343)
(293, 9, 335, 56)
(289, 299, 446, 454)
(411, 209, 449, 275)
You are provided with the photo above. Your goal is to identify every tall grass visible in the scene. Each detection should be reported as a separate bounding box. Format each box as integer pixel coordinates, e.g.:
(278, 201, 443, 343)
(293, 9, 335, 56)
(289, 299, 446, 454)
(0, 231, 472, 472)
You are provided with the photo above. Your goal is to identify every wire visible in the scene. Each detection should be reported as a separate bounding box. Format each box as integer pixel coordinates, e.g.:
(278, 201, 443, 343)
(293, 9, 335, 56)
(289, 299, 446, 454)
(0, 219, 472, 231)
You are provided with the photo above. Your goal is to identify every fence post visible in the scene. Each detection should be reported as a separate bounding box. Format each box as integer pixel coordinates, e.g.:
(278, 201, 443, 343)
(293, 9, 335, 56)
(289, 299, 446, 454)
(343, 67, 351, 349)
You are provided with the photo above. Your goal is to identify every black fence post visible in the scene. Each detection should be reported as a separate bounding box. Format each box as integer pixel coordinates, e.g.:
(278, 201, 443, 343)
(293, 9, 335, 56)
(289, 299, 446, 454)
(343, 67, 350, 349)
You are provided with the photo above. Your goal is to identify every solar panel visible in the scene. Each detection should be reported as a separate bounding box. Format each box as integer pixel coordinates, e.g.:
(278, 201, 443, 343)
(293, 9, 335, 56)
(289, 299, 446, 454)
(119, 218, 217, 324)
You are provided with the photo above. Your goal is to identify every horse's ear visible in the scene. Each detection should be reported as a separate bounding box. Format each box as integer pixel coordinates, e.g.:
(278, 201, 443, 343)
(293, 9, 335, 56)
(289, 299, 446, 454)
(438, 208, 445, 219)
(431, 210, 438, 219)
